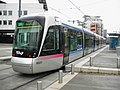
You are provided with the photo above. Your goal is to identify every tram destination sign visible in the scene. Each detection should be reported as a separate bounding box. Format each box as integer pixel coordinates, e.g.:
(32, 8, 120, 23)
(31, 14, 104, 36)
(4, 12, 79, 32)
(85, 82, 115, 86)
(17, 21, 33, 27)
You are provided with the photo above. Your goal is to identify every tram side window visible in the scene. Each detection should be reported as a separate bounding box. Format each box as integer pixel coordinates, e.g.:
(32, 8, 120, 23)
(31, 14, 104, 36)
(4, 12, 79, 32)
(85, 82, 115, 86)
(42, 26, 59, 51)
(90, 36, 94, 48)
(77, 32, 83, 50)
(96, 37, 99, 46)
(84, 34, 89, 49)
(84, 34, 94, 49)
(70, 30, 77, 51)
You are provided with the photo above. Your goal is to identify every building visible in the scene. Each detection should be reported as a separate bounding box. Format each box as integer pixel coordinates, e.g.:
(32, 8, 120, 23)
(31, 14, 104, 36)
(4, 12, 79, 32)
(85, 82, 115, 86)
(0, 1, 44, 43)
(83, 15, 104, 36)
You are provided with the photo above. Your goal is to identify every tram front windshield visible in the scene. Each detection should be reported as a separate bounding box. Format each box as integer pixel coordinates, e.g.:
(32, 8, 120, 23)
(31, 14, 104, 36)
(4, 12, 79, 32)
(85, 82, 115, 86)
(13, 20, 42, 51)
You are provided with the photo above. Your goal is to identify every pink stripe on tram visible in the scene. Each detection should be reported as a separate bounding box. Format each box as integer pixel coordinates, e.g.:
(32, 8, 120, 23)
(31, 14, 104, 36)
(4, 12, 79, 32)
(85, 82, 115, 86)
(38, 54, 64, 60)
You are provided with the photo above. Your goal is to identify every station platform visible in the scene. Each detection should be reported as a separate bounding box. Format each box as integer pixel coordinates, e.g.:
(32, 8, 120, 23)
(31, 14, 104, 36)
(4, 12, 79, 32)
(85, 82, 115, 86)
(45, 45, 120, 90)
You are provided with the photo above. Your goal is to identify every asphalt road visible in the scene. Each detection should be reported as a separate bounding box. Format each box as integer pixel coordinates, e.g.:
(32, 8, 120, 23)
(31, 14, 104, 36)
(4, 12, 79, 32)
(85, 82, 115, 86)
(0, 44, 12, 57)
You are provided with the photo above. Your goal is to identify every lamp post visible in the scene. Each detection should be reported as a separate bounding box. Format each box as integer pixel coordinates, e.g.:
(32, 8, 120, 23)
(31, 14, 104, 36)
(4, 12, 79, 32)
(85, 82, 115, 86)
(38, 0, 48, 11)
(18, 0, 21, 17)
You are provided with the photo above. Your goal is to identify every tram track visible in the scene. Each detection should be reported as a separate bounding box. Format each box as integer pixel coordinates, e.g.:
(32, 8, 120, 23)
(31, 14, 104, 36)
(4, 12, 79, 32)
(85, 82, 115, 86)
(0, 74, 18, 80)
(0, 67, 12, 71)
(0, 57, 64, 90)
(0, 69, 61, 90)
(1, 59, 67, 89)
(0, 59, 67, 90)
(13, 68, 67, 90)
(11, 73, 47, 90)
(0, 60, 68, 89)
(0, 67, 18, 80)
(0, 59, 20, 81)
(0, 58, 12, 71)
(0, 59, 12, 65)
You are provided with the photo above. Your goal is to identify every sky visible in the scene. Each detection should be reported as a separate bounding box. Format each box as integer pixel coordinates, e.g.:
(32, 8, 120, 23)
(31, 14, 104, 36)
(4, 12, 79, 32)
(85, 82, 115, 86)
(1, 0, 120, 33)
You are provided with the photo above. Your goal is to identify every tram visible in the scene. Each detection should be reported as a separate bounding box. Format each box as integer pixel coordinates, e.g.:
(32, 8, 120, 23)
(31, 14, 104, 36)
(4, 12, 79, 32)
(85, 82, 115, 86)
(11, 12, 106, 74)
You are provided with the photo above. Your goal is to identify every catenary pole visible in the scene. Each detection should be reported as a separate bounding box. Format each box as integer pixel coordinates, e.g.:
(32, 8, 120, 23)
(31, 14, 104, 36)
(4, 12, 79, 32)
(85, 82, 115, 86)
(18, 0, 21, 17)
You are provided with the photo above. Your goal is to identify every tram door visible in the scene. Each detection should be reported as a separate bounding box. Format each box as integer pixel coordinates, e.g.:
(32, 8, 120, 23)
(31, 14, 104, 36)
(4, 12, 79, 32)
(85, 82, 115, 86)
(63, 28, 70, 65)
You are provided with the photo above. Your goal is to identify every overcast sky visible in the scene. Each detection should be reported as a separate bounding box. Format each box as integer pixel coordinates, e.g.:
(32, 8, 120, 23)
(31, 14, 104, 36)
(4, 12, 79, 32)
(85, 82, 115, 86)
(2, 0, 120, 33)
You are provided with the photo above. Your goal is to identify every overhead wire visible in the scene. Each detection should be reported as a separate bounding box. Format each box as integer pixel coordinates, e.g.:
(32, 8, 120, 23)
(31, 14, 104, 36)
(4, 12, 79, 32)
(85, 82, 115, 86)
(68, 0, 94, 23)
(49, 7, 72, 19)
(68, 0, 85, 15)
(56, 0, 108, 10)
(48, 0, 103, 24)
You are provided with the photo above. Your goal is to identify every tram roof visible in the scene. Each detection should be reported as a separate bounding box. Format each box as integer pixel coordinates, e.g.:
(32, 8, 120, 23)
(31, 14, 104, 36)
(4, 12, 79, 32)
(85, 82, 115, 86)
(83, 28, 94, 36)
(62, 23, 83, 32)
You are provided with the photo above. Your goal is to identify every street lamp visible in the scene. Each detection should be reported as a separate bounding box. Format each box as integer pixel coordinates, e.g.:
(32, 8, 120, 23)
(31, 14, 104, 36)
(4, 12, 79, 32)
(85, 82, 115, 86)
(38, 0, 48, 11)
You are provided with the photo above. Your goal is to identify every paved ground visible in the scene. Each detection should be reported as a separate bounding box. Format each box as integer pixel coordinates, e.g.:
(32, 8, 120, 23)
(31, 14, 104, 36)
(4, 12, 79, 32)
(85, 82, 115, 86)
(0, 43, 12, 48)
(84, 47, 118, 68)
(60, 73, 120, 90)
(0, 43, 12, 59)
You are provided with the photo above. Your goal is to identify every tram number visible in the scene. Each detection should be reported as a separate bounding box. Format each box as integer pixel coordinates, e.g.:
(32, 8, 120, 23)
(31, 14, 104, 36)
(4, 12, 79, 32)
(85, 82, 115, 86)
(36, 61, 42, 64)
